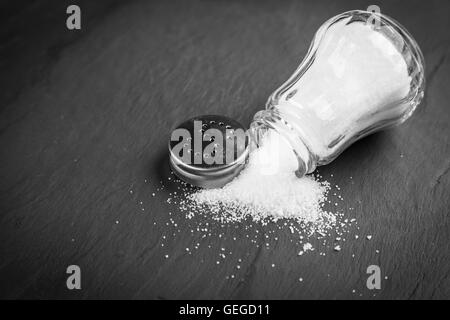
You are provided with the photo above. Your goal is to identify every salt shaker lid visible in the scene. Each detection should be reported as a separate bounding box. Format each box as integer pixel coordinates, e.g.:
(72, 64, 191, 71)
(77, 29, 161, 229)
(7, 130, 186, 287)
(168, 115, 249, 188)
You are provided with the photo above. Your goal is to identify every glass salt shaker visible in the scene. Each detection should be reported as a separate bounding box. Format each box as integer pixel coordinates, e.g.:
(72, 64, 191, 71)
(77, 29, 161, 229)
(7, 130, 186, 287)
(249, 10, 425, 177)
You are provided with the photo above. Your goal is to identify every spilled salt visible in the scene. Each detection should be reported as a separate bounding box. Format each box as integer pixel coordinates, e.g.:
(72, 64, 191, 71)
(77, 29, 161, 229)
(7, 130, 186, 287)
(160, 129, 359, 261)
(187, 130, 335, 230)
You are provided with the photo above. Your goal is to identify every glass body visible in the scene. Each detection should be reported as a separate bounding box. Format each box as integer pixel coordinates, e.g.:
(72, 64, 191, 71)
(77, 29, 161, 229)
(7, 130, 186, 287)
(249, 10, 425, 177)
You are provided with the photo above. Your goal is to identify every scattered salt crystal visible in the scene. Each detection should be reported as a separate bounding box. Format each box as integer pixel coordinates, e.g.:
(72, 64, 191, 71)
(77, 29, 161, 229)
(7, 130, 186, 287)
(303, 243, 313, 252)
(164, 130, 360, 273)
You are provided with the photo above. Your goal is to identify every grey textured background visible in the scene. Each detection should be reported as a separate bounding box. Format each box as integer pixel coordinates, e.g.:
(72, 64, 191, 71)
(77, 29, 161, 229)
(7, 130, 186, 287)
(0, 0, 449, 299)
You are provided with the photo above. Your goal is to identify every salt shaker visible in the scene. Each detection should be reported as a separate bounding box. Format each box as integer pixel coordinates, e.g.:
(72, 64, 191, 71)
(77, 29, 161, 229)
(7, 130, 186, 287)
(249, 10, 425, 177)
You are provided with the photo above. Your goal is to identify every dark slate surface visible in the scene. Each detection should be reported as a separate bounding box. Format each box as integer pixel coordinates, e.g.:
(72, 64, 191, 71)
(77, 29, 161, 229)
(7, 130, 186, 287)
(0, 0, 449, 299)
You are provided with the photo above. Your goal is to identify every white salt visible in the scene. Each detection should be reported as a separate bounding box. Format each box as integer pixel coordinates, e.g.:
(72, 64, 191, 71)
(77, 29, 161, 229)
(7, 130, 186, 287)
(303, 242, 313, 252)
(188, 130, 335, 228)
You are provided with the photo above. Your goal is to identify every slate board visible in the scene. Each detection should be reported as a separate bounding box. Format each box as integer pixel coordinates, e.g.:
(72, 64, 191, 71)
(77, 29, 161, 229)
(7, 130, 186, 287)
(0, 0, 449, 299)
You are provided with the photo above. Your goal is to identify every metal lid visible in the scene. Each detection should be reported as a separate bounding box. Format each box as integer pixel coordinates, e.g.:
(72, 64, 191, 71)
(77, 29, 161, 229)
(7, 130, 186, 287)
(168, 115, 249, 188)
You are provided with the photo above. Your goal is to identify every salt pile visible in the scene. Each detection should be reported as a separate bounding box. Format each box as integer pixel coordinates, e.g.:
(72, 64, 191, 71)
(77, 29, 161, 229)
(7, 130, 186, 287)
(182, 130, 338, 233)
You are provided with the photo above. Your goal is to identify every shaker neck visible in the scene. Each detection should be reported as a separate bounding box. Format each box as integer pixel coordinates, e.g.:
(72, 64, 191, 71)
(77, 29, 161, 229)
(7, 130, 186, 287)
(248, 109, 317, 178)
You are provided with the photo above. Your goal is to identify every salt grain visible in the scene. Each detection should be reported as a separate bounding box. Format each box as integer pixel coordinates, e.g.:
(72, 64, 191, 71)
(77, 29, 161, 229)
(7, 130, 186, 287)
(303, 243, 313, 252)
